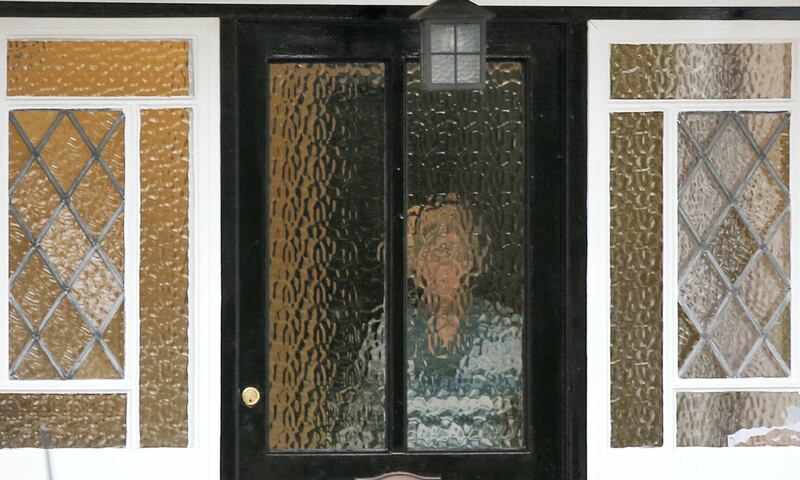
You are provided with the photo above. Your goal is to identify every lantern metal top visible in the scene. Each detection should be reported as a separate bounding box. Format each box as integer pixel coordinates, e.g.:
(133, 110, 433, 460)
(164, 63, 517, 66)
(410, 0, 495, 21)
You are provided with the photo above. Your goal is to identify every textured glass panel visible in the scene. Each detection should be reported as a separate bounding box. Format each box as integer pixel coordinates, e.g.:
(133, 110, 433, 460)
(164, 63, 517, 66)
(431, 55, 455, 84)
(678, 112, 790, 378)
(609, 112, 664, 447)
(8, 110, 124, 380)
(0, 394, 126, 448)
(139, 108, 190, 448)
(456, 55, 480, 84)
(268, 63, 386, 451)
(7, 40, 190, 97)
(406, 62, 524, 450)
(677, 392, 800, 446)
(611, 44, 791, 99)
(431, 24, 455, 52)
(456, 24, 480, 52)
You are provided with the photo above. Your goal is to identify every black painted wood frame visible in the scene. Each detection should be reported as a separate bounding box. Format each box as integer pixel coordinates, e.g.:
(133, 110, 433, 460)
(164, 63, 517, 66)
(2, 3, 800, 480)
(236, 16, 561, 480)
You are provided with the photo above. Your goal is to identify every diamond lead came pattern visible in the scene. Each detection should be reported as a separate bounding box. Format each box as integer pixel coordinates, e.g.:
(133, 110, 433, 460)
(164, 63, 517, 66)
(8, 110, 125, 380)
(678, 111, 790, 379)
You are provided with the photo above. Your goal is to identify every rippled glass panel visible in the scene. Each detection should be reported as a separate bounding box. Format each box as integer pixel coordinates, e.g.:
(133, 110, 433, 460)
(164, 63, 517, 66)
(611, 44, 791, 99)
(8, 110, 125, 380)
(678, 112, 790, 379)
(139, 108, 191, 447)
(609, 112, 664, 447)
(267, 63, 386, 451)
(7, 40, 190, 97)
(678, 392, 800, 446)
(0, 394, 126, 448)
(405, 61, 524, 450)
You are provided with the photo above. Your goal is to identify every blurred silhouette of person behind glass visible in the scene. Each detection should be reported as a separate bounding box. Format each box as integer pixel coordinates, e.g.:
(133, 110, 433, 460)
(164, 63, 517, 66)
(405, 193, 522, 449)
(407, 193, 489, 360)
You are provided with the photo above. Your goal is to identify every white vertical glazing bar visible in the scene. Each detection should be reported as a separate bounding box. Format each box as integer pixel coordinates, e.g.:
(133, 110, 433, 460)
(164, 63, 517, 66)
(586, 20, 611, 479)
(186, 104, 197, 449)
(192, 21, 221, 474)
(0, 33, 9, 388)
(124, 103, 141, 449)
(662, 107, 679, 449)
(186, 35, 200, 450)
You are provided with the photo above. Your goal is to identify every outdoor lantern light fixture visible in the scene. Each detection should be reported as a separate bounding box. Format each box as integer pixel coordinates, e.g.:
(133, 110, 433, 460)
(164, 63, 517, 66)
(411, 0, 494, 91)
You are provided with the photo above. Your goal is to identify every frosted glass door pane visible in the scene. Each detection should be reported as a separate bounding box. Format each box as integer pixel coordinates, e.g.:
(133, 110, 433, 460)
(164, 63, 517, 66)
(267, 63, 387, 451)
(405, 61, 524, 450)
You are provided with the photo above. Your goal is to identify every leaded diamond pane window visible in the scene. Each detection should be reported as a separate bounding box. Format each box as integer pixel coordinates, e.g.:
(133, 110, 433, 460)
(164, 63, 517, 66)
(1, 33, 199, 451)
(602, 31, 799, 454)
(678, 112, 790, 379)
(9, 110, 125, 380)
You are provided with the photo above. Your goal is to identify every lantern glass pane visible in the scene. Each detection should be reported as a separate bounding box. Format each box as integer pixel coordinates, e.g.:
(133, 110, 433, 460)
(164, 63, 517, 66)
(456, 55, 481, 84)
(430, 24, 455, 53)
(456, 24, 481, 53)
(431, 55, 456, 84)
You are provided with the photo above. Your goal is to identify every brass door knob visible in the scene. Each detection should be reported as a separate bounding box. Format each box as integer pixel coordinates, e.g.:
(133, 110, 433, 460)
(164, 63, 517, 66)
(241, 386, 261, 407)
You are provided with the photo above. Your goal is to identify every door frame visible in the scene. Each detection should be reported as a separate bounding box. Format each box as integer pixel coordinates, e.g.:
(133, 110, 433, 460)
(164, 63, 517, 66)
(228, 10, 572, 480)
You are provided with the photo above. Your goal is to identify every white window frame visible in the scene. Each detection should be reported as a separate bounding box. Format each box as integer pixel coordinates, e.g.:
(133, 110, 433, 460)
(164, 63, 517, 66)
(0, 18, 220, 480)
(588, 20, 800, 480)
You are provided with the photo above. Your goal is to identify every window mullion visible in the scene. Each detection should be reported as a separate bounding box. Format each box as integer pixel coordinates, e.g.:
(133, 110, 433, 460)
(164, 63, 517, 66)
(386, 54, 408, 453)
(663, 106, 679, 449)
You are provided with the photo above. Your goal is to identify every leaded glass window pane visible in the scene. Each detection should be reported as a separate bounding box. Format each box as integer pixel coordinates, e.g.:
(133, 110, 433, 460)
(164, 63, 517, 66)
(8, 110, 125, 380)
(678, 112, 790, 379)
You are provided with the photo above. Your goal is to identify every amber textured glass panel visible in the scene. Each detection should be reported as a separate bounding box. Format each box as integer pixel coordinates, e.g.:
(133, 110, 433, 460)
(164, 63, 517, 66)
(8, 110, 125, 380)
(677, 392, 800, 446)
(0, 394, 125, 448)
(406, 62, 524, 450)
(139, 108, 190, 447)
(268, 63, 386, 451)
(7, 40, 189, 97)
(609, 112, 663, 447)
(678, 112, 790, 379)
(611, 44, 791, 99)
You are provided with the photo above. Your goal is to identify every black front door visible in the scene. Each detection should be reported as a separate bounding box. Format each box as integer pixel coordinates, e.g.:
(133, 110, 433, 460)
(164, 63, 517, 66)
(230, 10, 568, 480)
